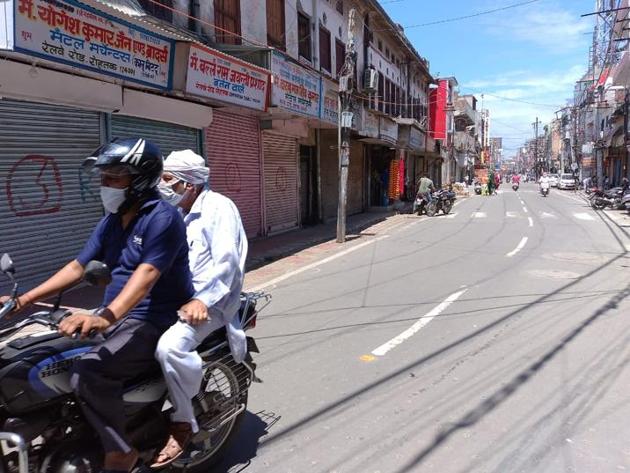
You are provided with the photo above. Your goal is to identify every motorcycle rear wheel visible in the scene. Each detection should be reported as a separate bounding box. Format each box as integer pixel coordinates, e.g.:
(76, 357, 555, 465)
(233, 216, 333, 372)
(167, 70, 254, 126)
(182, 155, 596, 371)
(426, 202, 438, 217)
(591, 200, 606, 210)
(170, 355, 250, 473)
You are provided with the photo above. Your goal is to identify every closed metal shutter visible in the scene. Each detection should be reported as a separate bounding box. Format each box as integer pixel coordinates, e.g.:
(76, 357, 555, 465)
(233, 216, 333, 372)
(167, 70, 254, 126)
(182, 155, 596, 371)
(263, 132, 299, 234)
(0, 99, 103, 293)
(111, 115, 200, 158)
(205, 111, 262, 238)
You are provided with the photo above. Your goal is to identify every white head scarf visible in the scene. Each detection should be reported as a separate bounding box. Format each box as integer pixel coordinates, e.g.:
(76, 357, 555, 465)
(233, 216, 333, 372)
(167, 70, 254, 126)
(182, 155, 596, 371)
(163, 150, 209, 185)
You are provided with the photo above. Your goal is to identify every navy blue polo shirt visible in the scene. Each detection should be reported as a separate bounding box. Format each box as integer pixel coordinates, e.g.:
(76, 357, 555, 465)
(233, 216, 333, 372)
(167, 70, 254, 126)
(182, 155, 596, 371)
(77, 192, 194, 329)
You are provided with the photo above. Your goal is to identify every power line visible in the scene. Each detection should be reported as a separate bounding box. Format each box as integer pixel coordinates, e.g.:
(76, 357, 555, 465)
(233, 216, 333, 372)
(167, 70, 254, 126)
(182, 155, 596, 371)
(376, 0, 543, 30)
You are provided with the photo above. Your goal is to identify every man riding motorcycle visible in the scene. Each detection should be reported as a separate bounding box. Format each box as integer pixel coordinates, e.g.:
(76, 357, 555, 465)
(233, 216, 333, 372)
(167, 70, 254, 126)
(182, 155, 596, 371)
(0, 138, 193, 473)
(151, 150, 248, 469)
(539, 172, 551, 195)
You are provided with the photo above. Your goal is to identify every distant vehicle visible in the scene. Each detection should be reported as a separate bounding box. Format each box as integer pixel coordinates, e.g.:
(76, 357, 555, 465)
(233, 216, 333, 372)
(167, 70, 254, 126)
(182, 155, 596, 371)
(549, 174, 559, 187)
(557, 173, 576, 190)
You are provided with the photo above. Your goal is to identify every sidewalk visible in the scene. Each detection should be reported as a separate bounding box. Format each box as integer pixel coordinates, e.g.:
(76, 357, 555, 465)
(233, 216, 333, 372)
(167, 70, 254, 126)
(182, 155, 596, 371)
(246, 207, 405, 271)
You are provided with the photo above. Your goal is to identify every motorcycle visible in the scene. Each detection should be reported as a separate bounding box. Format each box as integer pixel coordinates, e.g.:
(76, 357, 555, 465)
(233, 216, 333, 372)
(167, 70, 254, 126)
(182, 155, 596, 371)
(0, 254, 269, 473)
(540, 182, 550, 197)
(423, 189, 456, 217)
(473, 181, 482, 195)
(512, 183, 519, 191)
(590, 187, 627, 210)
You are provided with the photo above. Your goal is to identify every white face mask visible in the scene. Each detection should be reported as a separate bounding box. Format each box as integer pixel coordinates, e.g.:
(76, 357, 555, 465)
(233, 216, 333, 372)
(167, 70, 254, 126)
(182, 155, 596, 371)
(100, 186, 128, 214)
(158, 180, 184, 207)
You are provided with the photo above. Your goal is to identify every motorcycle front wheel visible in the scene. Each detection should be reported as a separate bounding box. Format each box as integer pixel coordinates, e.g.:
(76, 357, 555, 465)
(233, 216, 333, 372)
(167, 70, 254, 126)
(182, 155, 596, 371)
(171, 354, 250, 473)
(591, 200, 606, 210)
(442, 200, 453, 214)
(426, 202, 438, 217)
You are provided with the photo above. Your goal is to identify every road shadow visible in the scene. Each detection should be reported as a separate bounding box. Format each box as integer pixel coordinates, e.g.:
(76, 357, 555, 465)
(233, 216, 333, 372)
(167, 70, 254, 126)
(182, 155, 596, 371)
(211, 410, 280, 473)
(394, 282, 630, 473)
(245, 212, 395, 272)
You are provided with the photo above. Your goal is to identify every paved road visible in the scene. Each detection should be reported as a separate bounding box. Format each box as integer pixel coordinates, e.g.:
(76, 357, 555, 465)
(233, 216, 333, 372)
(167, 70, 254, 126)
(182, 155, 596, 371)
(218, 183, 630, 473)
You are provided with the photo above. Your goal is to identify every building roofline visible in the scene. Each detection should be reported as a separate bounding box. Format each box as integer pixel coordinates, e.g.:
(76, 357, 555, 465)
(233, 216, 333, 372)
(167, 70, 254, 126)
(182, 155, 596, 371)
(364, 0, 434, 82)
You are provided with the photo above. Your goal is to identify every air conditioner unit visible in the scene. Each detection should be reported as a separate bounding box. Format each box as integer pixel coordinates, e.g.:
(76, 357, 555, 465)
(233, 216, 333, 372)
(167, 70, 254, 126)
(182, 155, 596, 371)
(364, 66, 378, 92)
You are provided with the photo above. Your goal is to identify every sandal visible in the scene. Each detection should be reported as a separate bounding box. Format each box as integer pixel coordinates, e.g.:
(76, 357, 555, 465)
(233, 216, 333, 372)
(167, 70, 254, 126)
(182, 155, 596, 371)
(149, 422, 193, 469)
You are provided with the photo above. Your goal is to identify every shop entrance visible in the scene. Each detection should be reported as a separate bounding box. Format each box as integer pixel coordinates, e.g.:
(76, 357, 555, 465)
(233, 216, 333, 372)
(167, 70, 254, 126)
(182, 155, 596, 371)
(299, 145, 318, 225)
(369, 146, 394, 207)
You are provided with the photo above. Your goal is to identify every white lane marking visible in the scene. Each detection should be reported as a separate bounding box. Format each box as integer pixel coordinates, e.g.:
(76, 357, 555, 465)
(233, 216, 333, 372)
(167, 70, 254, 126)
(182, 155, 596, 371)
(506, 237, 529, 257)
(528, 217, 534, 227)
(371, 288, 468, 357)
(249, 235, 390, 291)
(472, 212, 487, 218)
(522, 206, 528, 213)
(540, 212, 556, 219)
(573, 212, 595, 221)
(506, 211, 518, 218)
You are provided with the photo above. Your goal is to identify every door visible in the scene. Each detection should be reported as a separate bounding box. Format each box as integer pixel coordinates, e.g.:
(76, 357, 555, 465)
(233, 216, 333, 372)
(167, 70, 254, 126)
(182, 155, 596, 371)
(299, 145, 317, 225)
(0, 99, 103, 292)
(263, 133, 298, 234)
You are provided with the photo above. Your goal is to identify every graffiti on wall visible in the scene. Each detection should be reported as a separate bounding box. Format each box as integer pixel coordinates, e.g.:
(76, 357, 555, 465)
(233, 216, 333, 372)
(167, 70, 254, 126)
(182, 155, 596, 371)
(6, 155, 63, 217)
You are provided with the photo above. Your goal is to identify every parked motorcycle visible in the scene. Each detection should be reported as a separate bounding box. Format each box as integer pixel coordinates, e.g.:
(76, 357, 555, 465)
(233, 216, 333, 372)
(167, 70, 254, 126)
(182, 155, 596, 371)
(512, 183, 519, 191)
(0, 254, 269, 473)
(424, 189, 456, 216)
(590, 187, 627, 210)
(540, 182, 550, 197)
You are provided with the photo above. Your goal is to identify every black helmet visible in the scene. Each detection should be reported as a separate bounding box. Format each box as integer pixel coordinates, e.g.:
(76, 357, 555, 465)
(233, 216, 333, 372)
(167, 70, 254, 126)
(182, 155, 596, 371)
(85, 138, 163, 195)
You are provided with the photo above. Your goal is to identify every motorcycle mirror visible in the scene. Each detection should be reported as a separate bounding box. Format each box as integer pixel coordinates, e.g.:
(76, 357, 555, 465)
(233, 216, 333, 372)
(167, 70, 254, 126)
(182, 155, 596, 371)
(0, 254, 15, 275)
(83, 260, 111, 287)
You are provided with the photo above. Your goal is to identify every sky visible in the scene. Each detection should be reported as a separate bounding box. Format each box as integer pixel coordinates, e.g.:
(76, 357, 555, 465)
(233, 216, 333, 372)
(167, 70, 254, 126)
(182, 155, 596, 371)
(378, 0, 595, 159)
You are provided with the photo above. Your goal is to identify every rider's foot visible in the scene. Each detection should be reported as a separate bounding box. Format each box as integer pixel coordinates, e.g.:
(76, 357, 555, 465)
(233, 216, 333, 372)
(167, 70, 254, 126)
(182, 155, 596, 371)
(102, 449, 139, 472)
(150, 422, 193, 469)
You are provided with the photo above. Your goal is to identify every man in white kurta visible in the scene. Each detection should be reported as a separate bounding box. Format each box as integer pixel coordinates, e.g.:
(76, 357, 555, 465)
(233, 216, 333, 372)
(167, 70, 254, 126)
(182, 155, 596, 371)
(151, 150, 247, 468)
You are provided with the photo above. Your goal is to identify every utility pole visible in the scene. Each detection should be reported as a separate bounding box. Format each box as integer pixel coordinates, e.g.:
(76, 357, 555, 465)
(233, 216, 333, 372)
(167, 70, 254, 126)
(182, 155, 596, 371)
(336, 8, 357, 243)
(533, 117, 540, 178)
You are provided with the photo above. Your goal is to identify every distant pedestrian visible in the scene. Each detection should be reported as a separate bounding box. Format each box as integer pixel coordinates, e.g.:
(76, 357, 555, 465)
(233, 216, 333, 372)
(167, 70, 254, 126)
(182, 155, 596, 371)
(487, 170, 495, 196)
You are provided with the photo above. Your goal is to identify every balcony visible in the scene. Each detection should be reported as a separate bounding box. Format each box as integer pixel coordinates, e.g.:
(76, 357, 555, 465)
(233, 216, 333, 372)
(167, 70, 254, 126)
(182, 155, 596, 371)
(454, 131, 476, 152)
(454, 99, 477, 126)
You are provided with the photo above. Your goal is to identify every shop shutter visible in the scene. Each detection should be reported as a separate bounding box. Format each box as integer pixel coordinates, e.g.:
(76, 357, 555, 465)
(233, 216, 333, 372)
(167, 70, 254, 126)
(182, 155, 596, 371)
(111, 115, 200, 158)
(205, 111, 262, 238)
(263, 132, 298, 234)
(0, 99, 103, 293)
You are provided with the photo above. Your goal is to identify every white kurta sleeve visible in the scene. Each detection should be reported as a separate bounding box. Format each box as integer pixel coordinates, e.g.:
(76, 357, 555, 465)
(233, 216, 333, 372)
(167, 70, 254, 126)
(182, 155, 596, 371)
(192, 198, 245, 309)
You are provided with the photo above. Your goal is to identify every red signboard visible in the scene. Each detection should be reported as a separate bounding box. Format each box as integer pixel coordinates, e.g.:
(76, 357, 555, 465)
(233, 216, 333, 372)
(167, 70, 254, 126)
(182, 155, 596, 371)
(429, 79, 448, 141)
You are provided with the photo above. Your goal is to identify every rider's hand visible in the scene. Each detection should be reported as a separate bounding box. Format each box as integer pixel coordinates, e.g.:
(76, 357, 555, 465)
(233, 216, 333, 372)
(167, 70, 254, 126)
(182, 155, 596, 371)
(58, 312, 112, 339)
(0, 294, 31, 318)
(179, 299, 209, 326)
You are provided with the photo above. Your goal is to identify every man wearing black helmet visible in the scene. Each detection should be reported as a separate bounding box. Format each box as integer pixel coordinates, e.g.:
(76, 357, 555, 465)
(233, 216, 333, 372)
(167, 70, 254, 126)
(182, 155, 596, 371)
(0, 138, 193, 472)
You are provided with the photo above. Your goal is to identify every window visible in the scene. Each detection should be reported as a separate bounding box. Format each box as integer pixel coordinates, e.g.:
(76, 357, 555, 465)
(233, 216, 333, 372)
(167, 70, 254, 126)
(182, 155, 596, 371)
(138, 0, 173, 23)
(377, 72, 384, 113)
(214, 0, 241, 45)
(385, 79, 391, 115)
(336, 0, 343, 14)
(319, 26, 332, 72)
(378, 39, 383, 52)
(385, 48, 390, 60)
(395, 86, 400, 116)
(298, 12, 311, 60)
(335, 39, 345, 77)
(266, 0, 285, 50)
